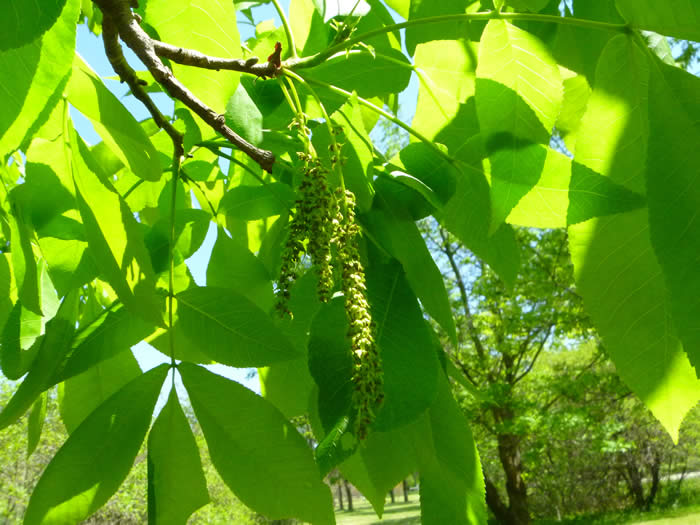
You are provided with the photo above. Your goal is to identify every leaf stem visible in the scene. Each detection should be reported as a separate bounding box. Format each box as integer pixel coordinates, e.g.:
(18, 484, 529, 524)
(283, 70, 348, 199)
(296, 74, 454, 165)
(270, 0, 298, 59)
(286, 11, 629, 70)
(168, 152, 181, 370)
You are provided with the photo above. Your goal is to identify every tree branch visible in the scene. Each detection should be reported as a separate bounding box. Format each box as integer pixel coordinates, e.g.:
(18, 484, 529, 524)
(92, 0, 275, 172)
(101, 13, 184, 156)
(151, 39, 279, 77)
(513, 325, 553, 384)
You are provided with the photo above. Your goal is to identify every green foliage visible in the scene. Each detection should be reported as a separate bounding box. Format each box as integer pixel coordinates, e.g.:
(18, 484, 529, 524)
(1, 1, 700, 524)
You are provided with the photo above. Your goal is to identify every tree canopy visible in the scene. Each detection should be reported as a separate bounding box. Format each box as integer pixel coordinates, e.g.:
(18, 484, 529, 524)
(1, 0, 700, 524)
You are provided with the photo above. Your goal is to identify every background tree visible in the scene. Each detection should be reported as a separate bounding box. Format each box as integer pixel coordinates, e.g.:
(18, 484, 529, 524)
(426, 225, 594, 524)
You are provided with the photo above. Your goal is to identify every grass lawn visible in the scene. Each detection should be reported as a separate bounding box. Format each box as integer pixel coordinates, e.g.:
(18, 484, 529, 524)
(335, 493, 420, 524)
(333, 494, 700, 525)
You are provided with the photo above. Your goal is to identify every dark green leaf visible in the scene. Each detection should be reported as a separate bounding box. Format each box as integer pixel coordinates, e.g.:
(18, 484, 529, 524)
(646, 57, 700, 376)
(225, 83, 264, 147)
(304, 48, 412, 99)
(1, 0, 67, 51)
(616, 0, 700, 41)
(366, 254, 439, 431)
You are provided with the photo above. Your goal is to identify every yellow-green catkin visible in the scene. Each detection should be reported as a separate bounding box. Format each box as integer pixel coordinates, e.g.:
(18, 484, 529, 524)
(335, 189, 383, 440)
(276, 153, 336, 317)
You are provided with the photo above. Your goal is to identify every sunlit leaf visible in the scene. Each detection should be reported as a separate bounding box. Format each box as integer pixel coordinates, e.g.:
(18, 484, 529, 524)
(180, 363, 335, 524)
(24, 365, 169, 525)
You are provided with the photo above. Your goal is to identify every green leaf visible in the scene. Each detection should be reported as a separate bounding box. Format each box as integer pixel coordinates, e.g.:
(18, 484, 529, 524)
(311, 96, 374, 212)
(290, 0, 329, 56)
(0, 291, 78, 430)
(27, 392, 48, 458)
(505, 147, 645, 228)
(207, 227, 274, 311)
(179, 363, 335, 524)
(7, 200, 41, 315)
(616, 0, 700, 41)
(412, 39, 477, 142)
(0, 0, 78, 160)
(54, 303, 155, 384)
(308, 297, 354, 432)
(219, 183, 295, 221)
(147, 390, 209, 525)
(175, 286, 298, 367)
(382, 0, 409, 18)
(566, 161, 645, 225)
(304, 48, 412, 99)
(67, 56, 162, 182)
(144, 0, 241, 113)
(406, 0, 472, 56)
(1, 302, 43, 380)
(59, 350, 142, 434)
(23, 365, 169, 525)
(440, 159, 520, 289)
(366, 254, 440, 431)
(574, 35, 649, 196)
(363, 201, 457, 346)
(476, 20, 562, 229)
(555, 73, 591, 153)
(505, 0, 550, 10)
(416, 371, 487, 524)
(645, 58, 700, 375)
(1, 0, 67, 51)
(569, 212, 700, 442)
(260, 270, 321, 418)
(334, 420, 418, 516)
(225, 83, 263, 147)
(69, 125, 163, 326)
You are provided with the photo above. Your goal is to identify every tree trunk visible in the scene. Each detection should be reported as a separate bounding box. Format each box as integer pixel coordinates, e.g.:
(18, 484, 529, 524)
(644, 452, 662, 510)
(484, 476, 511, 524)
(497, 432, 531, 525)
(344, 480, 354, 511)
(389, 488, 395, 503)
(623, 462, 645, 509)
(337, 482, 344, 510)
(403, 479, 409, 503)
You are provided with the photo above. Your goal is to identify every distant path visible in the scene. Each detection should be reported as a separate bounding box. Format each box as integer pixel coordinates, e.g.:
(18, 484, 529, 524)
(632, 512, 700, 525)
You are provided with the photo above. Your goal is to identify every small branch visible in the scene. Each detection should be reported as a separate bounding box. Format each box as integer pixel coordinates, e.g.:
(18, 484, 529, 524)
(101, 13, 183, 152)
(513, 325, 552, 384)
(92, 0, 275, 172)
(152, 39, 279, 77)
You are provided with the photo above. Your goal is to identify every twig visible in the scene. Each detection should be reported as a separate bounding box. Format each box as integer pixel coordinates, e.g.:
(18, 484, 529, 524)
(92, 0, 275, 172)
(101, 13, 183, 154)
(152, 39, 278, 77)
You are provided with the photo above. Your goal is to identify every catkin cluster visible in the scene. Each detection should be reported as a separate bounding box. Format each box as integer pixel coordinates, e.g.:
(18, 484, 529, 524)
(334, 190, 383, 440)
(275, 153, 383, 439)
(276, 153, 337, 316)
